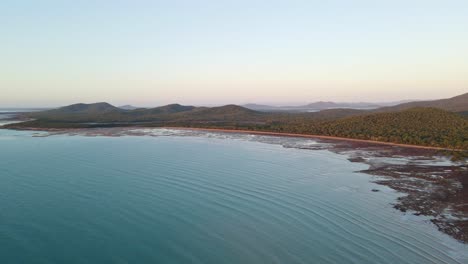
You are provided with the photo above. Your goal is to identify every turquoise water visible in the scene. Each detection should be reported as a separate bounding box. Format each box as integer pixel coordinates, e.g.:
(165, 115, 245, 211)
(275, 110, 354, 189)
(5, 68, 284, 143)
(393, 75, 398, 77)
(0, 129, 466, 263)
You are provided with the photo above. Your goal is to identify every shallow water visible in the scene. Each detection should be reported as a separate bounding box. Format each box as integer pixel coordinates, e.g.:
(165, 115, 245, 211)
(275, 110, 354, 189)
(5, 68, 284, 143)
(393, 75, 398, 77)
(0, 129, 466, 263)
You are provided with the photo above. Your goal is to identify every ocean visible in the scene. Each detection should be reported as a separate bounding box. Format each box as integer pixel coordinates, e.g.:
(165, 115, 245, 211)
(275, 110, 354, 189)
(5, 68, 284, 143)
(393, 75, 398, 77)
(0, 128, 466, 263)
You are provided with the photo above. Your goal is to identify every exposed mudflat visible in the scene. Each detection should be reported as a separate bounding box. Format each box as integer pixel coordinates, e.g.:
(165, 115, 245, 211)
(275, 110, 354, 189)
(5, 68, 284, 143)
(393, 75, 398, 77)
(323, 139, 468, 243)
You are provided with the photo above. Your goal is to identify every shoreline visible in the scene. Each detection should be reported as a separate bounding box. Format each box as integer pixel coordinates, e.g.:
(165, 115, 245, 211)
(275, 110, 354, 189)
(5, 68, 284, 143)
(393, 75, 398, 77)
(161, 127, 462, 151)
(4, 125, 464, 152)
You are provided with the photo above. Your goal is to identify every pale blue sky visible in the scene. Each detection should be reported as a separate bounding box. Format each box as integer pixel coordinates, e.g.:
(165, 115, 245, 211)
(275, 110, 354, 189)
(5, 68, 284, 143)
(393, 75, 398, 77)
(1, 0, 467, 107)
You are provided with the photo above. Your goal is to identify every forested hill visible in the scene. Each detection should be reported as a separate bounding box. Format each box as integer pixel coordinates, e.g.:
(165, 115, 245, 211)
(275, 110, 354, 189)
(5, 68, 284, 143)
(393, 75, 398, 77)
(312, 108, 468, 150)
(39, 102, 121, 115)
(18, 102, 364, 124)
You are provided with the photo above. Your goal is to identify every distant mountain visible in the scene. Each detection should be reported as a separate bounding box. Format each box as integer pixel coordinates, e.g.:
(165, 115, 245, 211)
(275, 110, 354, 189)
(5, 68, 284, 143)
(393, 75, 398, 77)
(245, 92, 468, 113)
(303, 101, 380, 109)
(23, 103, 262, 124)
(20, 92, 468, 124)
(118, 105, 141, 110)
(153, 104, 262, 122)
(189, 105, 257, 116)
(243, 101, 381, 112)
(376, 92, 468, 112)
(377, 100, 417, 106)
(39, 102, 121, 115)
(145, 104, 197, 114)
(309, 108, 367, 120)
(242, 104, 280, 111)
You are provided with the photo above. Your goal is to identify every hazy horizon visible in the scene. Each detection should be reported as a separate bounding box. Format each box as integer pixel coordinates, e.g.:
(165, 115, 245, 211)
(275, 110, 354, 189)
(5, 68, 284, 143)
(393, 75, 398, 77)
(2, 1, 467, 107)
(1, 91, 466, 109)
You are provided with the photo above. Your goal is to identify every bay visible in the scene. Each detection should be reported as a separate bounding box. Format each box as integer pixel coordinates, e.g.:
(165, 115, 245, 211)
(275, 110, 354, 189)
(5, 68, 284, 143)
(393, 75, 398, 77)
(0, 129, 466, 263)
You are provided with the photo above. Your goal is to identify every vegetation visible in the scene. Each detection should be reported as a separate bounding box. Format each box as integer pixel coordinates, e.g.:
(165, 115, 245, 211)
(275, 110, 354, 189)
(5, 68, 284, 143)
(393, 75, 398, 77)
(310, 108, 468, 150)
(4, 102, 468, 151)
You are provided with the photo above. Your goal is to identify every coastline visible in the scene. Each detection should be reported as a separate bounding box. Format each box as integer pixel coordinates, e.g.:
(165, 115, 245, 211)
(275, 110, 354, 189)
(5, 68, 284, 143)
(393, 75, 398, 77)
(162, 127, 465, 151)
(3, 124, 464, 151)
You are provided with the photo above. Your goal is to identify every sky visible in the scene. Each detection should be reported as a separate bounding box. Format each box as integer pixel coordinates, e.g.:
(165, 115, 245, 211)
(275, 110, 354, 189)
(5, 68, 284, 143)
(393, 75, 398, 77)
(1, 0, 467, 107)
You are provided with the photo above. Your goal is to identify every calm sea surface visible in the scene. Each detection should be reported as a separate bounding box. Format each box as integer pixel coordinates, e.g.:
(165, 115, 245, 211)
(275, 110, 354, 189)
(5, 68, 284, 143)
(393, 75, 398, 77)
(0, 129, 466, 263)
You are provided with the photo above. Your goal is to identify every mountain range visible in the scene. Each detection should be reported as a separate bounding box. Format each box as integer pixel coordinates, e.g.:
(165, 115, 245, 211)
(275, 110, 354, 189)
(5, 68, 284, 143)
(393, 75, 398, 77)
(4, 92, 468, 150)
(26, 92, 467, 119)
(242, 102, 382, 112)
(118, 105, 141, 110)
(375, 92, 468, 113)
